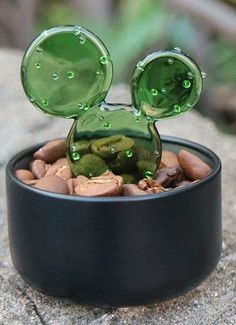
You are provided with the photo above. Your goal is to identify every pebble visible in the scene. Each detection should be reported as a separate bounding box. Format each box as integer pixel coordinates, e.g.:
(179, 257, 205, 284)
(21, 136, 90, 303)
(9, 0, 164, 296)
(122, 184, 146, 196)
(138, 178, 165, 193)
(34, 175, 69, 194)
(45, 158, 72, 180)
(15, 169, 34, 181)
(160, 151, 180, 168)
(154, 166, 185, 188)
(74, 172, 123, 197)
(178, 149, 212, 180)
(33, 139, 67, 163)
(30, 159, 48, 178)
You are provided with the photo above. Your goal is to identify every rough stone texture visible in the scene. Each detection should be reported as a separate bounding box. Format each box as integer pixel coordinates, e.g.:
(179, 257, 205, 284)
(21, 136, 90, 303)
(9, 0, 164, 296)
(0, 49, 235, 324)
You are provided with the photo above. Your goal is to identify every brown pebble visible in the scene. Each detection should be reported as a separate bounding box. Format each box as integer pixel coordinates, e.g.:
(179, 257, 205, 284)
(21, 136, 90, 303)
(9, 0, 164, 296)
(22, 179, 38, 186)
(33, 139, 67, 163)
(53, 158, 69, 166)
(34, 175, 69, 194)
(145, 187, 165, 194)
(75, 175, 89, 186)
(122, 184, 146, 196)
(31, 159, 48, 179)
(160, 151, 180, 168)
(159, 161, 167, 169)
(15, 169, 35, 181)
(178, 150, 212, 181)
(74, 172, 123, 197)
(45, 158, 72, 180)
(67, 176, 88, 195)
(175, 180, 192, 188)
(67, 178, 75, 195)
(138, 178, 165, 193)
(138, 178, 160, 191)
(154, 166, 185, 188)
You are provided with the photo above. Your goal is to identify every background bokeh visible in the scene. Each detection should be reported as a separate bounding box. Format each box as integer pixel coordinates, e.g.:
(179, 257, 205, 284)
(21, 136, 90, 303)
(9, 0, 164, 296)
(1, 0, 236, 134)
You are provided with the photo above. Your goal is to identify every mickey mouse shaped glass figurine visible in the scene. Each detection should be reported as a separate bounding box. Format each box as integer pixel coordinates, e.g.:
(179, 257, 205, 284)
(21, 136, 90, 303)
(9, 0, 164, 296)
(21, 26, 203, 183)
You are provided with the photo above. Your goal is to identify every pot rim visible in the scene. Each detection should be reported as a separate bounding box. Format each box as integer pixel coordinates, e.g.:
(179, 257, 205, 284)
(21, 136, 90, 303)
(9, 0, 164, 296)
(6, 135, 221, 203)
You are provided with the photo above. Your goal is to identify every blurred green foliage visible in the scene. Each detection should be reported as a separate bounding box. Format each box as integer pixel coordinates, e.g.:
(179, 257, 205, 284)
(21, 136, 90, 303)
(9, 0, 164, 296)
(38, 0, 168, 83)
(37, 0, 236, 88)
(210, 40, 236, 84)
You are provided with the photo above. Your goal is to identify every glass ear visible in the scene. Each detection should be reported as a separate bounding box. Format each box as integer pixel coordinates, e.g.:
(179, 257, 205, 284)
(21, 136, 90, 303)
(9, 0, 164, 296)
(131, 50, 203, 121)
(21, 26, 113, 118)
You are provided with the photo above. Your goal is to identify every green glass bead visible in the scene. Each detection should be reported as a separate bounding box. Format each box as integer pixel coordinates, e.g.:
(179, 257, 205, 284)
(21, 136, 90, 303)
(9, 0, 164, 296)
(137, 160, 157, 179)
(71, 152, 80, 161)
(144, 170, 154, 179)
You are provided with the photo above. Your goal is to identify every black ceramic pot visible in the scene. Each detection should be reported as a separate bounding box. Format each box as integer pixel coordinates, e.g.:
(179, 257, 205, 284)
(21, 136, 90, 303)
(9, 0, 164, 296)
(6, 136, 222, 307)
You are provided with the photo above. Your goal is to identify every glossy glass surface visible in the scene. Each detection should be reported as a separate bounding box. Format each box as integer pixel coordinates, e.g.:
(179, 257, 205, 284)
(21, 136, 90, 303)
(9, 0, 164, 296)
(21, 26, 203, 180)
(131, 50, 203, 120)
(68, 104, 161, 181)
(21, 26, 113, 118)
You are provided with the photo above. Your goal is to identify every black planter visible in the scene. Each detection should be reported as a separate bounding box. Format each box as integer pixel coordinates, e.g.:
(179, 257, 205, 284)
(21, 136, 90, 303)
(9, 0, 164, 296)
(6, 136, 222, 307)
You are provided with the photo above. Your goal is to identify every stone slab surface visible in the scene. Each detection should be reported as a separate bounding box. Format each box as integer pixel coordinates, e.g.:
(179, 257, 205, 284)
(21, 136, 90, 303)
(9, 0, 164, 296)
(0, 49, 235, 324)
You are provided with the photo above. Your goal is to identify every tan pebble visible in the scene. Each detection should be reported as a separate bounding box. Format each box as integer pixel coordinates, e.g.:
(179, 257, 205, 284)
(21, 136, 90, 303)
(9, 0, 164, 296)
(45, 157, 72, 180)
(159, 161, 167, 169)
(145, 187, 165, 194)
(122, 184, 146, 196)
(34, 175, 69, 194)
(138, 178, 165, 194)
(31, 159, 48, 178)
(73, 176, 88, 195)
(175, 180, 192, 188)
(15, 169, 35, 181)
(161, 151, 180, 168)
(56, 165, 73, 180)
(138, 178, 161, 191)
(74, 173, 123, 197)
(75, 175, 89, 187)
(33, 139, 67, 163)
(53, 158, 69, 166)
(178, 150, 212, 181)
(22, 179, 38, 186)
(67, 178, 76, 195)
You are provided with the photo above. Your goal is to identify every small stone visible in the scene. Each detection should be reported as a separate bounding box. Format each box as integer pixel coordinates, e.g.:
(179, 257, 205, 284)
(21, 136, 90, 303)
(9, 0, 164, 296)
(122, 184, 146, 196)
(178, 149, 212, 180)
(22, 179, 38, 186)
(138, 178, 165, 193)
(74, 172, 123, 197)
(160, 151, 180, 168)
(175, 180, 192, 188)
(15, 169, 34, 181)
(66, 178, 77, 195)
(74, 175, 89, 187)
(30, 159, 48, 178)
(154, 166, 185, 188)
(45, 158, 72, 180)
(34, 175, 69, 194)
(33, 139, 67, 163)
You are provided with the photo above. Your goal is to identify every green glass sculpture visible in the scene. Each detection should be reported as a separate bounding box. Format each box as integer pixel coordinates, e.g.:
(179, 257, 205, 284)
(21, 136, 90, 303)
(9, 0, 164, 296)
(21, 25, 204, 182)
